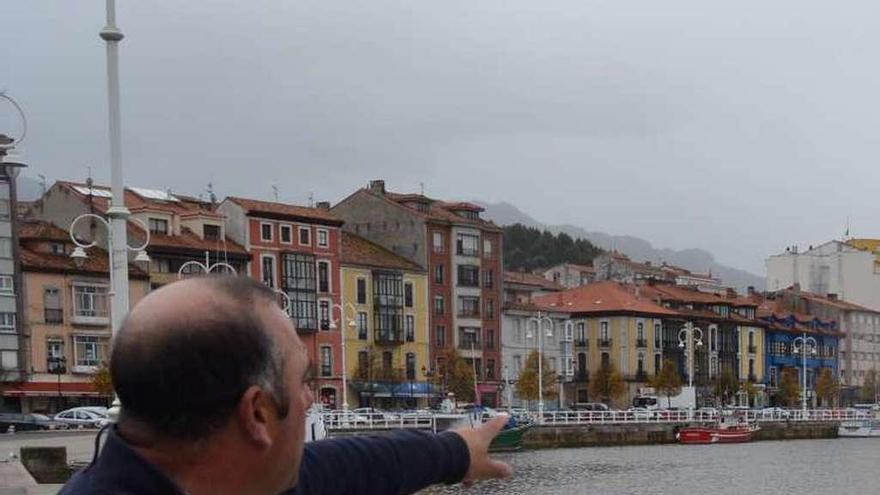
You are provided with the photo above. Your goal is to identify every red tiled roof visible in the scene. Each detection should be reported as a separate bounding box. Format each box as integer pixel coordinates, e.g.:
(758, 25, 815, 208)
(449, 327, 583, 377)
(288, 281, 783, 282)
(226, 197, 342, 226)
(18, 221, 70, 242)
(340, 232, 423, 272)
(531, 281, 678, 316)
(637, 283, 727, 305)
(146, 228, 249, 256)
(504, 271, 562, 291)
(383, 191, 500, 231)
(19, 246, 148, 279)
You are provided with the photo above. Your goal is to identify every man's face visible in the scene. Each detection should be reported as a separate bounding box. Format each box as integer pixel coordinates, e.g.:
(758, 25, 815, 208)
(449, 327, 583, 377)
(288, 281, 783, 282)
(262, 303, 314, 491)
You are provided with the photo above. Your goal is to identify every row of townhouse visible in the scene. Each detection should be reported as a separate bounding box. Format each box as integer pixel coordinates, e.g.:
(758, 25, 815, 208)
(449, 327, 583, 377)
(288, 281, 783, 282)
(0, 178, 502, 413)
(500, 278, 844, 409)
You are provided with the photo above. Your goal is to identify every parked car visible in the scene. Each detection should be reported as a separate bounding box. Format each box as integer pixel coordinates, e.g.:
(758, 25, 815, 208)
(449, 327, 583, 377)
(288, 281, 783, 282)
(0, 413, 69, 432)
(571, 402, 609, 412)
(350, 407, 396, 421)
(54, 407, 111, 428)
(627, 407, 655, 420)
(31, 413, 69, 430)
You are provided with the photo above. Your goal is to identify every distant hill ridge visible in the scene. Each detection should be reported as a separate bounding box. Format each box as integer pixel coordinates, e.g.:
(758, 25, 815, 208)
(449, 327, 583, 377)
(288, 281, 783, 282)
(477, 201, 763, 292)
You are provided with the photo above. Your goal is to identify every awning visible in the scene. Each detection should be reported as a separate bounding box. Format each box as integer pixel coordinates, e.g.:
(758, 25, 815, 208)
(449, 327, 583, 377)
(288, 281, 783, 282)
(2, 382, 106, 398)
(352, 381, 436, 398)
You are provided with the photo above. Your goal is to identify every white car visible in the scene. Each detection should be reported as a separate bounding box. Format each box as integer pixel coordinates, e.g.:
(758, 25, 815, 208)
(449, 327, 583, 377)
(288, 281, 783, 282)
(351, 407, 396, 421)
(54, 407, 111, 429)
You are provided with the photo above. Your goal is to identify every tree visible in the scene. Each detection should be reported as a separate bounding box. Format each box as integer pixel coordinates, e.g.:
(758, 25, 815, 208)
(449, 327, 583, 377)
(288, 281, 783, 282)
(650, 360, 682, 408)
(435, 349, 475, 404)
(740, 381, 757, 407)
(776, 368, 801, 407)
(514, 350, 558, 406)
(502, 223, 603, 272)
(589, 363, 625, 406)
(815, 367, 838, 407)
(860, 370, 878, 403)
(712, 369, 738, 406)
(92, 362, 114, 398)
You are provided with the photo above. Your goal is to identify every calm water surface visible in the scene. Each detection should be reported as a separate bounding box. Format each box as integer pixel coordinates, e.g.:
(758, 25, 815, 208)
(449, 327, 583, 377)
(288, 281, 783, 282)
(421, 439, 880, 495)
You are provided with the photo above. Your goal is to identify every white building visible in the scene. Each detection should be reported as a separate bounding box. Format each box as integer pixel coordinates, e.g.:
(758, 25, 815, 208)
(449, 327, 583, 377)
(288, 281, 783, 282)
(766, 241, 880, 311)
(543, 263, 594, 289)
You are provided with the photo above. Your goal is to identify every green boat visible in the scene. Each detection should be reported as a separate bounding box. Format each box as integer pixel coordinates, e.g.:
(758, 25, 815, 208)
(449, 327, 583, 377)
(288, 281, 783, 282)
(490, 422, 533, 452)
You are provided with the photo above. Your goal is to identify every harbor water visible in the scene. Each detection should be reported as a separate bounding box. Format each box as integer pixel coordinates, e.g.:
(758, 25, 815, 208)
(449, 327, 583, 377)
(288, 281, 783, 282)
(420, 438, 880, 495)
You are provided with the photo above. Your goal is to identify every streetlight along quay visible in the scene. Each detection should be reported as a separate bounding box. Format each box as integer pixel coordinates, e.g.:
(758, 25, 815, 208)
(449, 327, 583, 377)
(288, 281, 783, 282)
(329, 302, 358, 411)
(792, 332, 818, 413)
(526, 312, 554, 422)
(678, 322, 703, 407)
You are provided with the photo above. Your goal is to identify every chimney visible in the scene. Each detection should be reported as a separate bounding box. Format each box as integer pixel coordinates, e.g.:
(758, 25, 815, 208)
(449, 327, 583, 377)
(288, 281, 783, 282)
(827, 293, 838, 301)
(747, 286, 755, 296)
(369, 180, 386, 195)
(315, 201, 331, 210)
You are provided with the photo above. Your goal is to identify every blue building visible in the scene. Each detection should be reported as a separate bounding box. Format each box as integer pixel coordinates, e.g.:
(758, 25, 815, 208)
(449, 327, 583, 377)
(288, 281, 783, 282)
(759, 299, 839, 407)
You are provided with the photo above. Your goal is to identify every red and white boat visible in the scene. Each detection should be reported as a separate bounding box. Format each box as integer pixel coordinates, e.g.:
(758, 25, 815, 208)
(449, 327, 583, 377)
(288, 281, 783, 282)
(677, 411, 759, 444)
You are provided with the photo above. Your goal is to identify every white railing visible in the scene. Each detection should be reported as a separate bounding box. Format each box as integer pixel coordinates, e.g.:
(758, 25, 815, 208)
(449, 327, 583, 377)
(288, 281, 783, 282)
(322, 408, 869, 430)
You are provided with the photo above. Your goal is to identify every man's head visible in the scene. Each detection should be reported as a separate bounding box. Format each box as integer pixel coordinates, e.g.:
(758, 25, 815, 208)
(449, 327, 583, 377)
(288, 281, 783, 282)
(111, 276, 314, 492)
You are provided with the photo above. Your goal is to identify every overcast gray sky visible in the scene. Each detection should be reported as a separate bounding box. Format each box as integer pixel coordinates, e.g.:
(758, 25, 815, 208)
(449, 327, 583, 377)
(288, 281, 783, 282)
(2, 1, 879, 274)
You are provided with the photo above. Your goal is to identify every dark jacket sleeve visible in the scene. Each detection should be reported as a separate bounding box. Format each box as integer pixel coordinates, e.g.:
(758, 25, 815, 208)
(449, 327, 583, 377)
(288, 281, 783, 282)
(287, 430, 470, 495)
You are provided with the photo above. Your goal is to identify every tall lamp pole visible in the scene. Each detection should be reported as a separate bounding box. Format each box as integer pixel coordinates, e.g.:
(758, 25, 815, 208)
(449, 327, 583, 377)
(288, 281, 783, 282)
(526, 312, 553, 421)
(792, 332, 817, 413)
(330, 302, 357, 410)
(677, 322, 704, 399)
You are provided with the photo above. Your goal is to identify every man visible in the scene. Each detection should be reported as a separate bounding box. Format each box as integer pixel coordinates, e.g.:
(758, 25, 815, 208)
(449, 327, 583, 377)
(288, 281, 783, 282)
(61, 277, 512, 495)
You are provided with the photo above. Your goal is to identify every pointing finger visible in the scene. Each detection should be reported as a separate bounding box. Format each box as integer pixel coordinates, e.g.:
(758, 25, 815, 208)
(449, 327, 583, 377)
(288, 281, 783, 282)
(480, 414, 509, 439)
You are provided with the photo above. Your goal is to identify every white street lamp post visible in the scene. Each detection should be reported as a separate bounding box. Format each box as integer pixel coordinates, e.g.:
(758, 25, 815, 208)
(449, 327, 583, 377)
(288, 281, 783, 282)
(69, 213, 150, 418)
(792, 332, 818, 413)
(526, 312, 553, 422)
(177, 251, 237, 278)
(677, 323, 704, 392)
(330, 302, 358, 411)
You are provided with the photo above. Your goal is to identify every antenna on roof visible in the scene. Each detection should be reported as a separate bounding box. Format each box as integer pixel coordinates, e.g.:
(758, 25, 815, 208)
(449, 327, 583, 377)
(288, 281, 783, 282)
(271, 184, 279, 202)
(207, 182, 217, 205)
(308, 192, 314, 207)
(844, 216, 851, 241)
(419, 182, 425, 195)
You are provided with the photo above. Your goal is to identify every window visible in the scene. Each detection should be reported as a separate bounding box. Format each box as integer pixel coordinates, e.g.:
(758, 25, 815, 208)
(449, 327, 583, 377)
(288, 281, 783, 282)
(578, 352, 587, 376)
(357, 312, 368, 339)
(280, 253, 317, 331)
(0, 199, 8, 220)
(0, 276, 13, 294)
(203, 224, 221, 241)
(486, 328, 495, 349)
(654, 322, 662, 348)
(357, 351, 369, 378)
(404, 283, 413, 308)
(356, 278, 367, 304)
(550, 357, 557, 372)
(49, 242, 65, 255)
(434, 296, 444, 315)
(299, 226, 311, 246)
(434, 264, 444, 284)
(637, 353, 646, 375)
(405, 315, 415, 342)
(317, 229, 329, 248)
(406, 353, 416, 380)
(710, 327, 717, 352)
(483, 269, 494, 288)
(320, 346, 332, 377)
(47, 339, 64, 372)
(44, 287, 62, 324)
(0, 238, 12, 258)
(74, 335, 107, 368)
(748, 358, 755, 378)
(0, 313, 14, 332)
(637, 322, 645, 346)
(458, 327, 480, 349)
(654, 354, 661, 375)
(280, 224, 293, 244)
(150, 258, 171, 273)
(486, 299, 495, 319)
(148, 218, 168, 235)
(73, 284, 109, 320)
(769, 367, 778, 387)
(428, 233, 443, 255)
(261, 255, 276, 288)
(435, 325, 446, 347)
(374, 271, 404, 342)
(513, 355, 522, 374)
(457, 265, 480, 287)
(600, 321, 610, 342)
(483, 239, 492, 258)
(458, 296, 480, 318)
(317, 261, 330, 293)
(456, 233, 480, 256)
(486, 359, 495, 379)
(319, 300, 330, 331)
(260, 222, 273, 242)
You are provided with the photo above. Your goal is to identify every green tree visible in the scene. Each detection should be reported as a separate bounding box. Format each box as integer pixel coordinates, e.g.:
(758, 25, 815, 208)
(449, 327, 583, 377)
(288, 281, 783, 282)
(436, 349, 475, 404)
(776, 368, 801, 407)
(650, 360, 682, 408)
(92, 362, 114, 397)
(861, 370, 878, 403)
(502, 223, 603, 272)
(514, 350, 558, 406)
(712, 368, 738, 406)
(589, 363, 625, 406)
(815, 367, 838, 407)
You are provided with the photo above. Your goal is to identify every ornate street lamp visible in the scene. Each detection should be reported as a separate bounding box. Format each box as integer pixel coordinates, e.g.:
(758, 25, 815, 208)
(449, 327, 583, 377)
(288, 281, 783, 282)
(792, 333, 818, 413)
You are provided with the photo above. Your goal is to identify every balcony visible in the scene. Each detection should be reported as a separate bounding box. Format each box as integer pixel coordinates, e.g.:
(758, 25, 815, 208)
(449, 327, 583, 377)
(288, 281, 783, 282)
(374, 329, 404, 345)
(635, 371, 648, 382)
(71, 311, 109, 326)
(458, 339, 481, 351)
(748, 374, 757, 383)
(636, 339, 648, 348)
(44, 309, 63, 325)
(457, 309, 481, 319)
(748, 345, 757, 354)
(574, 370, 589, 382)
(574, 339, 589, 348)
(456, 247, 480, 257)
(599, 338, 612, 348)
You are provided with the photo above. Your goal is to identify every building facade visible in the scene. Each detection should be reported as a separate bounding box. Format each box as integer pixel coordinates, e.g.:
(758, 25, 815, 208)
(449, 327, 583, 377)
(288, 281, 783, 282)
(542, 263, 594, 289)
(10, 220, 150, 413)
(220, 197, 345, 408)
(332, 180, 504, 406)
(339, 231, 430, 409)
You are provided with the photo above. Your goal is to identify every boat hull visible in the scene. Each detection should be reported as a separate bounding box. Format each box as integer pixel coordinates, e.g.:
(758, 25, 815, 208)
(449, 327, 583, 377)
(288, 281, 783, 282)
(677, 426, 756, 444)
(838, 421, 880, 438)
(490, 423, 532, 452)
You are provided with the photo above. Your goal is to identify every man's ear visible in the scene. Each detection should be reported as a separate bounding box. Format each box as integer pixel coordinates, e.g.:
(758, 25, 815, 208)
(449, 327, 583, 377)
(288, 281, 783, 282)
(237, 385, 273, 448)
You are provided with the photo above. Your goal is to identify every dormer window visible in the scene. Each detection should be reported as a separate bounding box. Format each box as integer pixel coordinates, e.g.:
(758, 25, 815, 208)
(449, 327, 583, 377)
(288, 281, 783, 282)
(49, 242, 65, 255)
(149, 218, 168, 235)
(455, 210, 480, 220)
(203, 224, 221, 241)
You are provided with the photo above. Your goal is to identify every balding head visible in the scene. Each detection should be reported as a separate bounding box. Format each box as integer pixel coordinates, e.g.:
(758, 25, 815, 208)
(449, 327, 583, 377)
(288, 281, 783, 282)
(111, 277, 292, 440)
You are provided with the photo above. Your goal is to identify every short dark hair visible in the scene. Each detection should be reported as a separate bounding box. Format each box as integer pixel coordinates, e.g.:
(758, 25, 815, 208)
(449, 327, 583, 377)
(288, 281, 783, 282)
(111, 276, 289, 440)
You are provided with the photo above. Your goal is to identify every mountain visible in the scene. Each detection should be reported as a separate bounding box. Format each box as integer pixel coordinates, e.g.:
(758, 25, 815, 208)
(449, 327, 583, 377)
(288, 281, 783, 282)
(477, 201, 764, 292)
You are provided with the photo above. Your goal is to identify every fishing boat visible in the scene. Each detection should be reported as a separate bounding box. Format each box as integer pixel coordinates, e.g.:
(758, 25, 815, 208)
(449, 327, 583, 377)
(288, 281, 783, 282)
(838, 406, 880, 438)
(677, 411, 759, 445)
(489, 414, 533, 452)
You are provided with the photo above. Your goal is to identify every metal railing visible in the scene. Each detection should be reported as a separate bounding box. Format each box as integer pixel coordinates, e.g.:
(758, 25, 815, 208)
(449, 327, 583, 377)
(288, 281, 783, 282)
(323, 411, 437, 431)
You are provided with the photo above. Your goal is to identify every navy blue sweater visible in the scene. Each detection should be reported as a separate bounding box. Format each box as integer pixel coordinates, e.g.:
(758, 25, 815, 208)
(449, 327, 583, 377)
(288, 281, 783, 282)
(60, 427, 471, 494)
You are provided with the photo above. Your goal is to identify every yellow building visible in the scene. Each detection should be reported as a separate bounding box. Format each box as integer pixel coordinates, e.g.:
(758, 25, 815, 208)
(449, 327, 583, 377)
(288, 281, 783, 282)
(339, 232, 429, 409)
